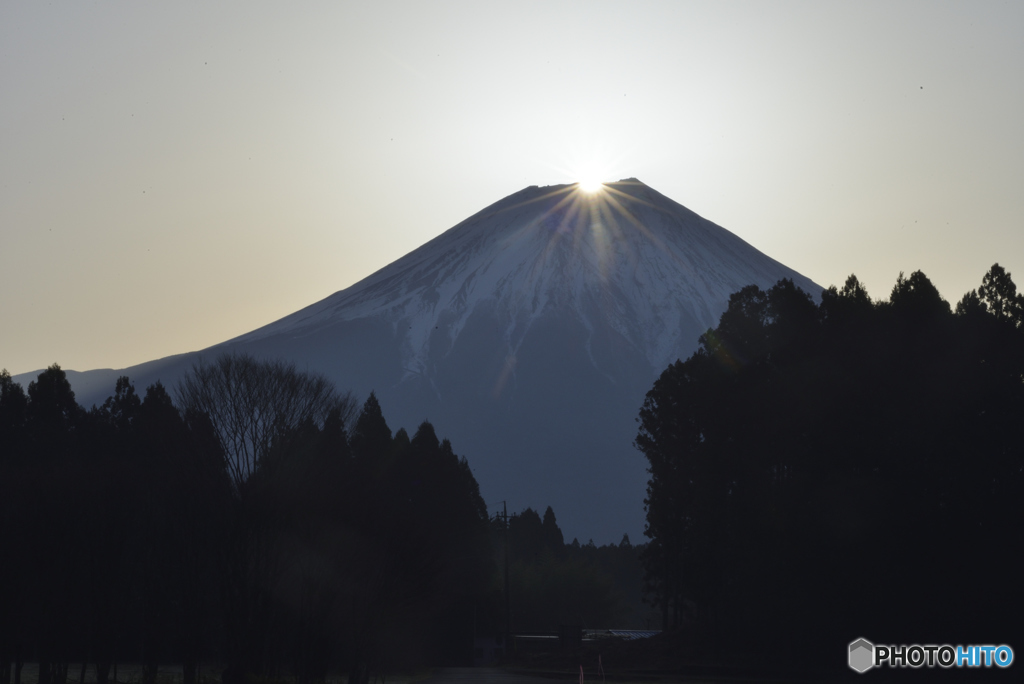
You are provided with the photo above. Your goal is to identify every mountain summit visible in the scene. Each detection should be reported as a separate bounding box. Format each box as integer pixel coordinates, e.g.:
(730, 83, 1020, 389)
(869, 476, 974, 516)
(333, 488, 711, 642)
(239, 179, 814, 378)
(21, 179, 820, 542)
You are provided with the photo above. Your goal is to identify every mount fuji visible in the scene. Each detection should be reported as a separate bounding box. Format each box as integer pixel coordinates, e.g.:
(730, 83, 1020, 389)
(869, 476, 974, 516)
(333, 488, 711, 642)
(18, 179, 821, 543)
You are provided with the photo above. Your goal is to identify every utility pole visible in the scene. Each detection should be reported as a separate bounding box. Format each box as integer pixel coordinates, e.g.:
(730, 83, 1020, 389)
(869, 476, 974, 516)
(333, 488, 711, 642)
(503, 500, 511, 657)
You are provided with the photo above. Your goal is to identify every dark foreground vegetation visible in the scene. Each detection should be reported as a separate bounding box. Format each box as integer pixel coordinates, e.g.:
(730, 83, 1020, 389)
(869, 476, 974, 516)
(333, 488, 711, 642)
(4, 263, 1020, 682)
(502, 508, 655, 634)
(636, 264, 1024, 676)
(0, 355, 647, 684)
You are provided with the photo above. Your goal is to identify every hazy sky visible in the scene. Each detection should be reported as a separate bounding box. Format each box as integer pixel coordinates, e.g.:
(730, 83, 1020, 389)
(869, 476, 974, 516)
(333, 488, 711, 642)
(3, 1, 1023, 377)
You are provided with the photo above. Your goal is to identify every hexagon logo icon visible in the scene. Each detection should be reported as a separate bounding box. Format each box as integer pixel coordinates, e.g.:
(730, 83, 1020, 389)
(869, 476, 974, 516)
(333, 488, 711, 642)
(849, 638, 874, 673)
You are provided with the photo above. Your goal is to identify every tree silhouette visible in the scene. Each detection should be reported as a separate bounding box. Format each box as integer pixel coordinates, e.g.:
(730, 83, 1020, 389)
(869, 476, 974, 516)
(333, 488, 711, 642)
(0, 370, 28, 684)
(1, 355, 645, 680)
(636, 268, 1024, 672)
(978, 262, 1024, 325)
(176, 353, 354, 485)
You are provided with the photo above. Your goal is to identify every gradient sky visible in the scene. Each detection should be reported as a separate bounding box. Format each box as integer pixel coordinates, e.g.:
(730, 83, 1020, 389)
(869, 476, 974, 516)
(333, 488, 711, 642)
(3, 1, 1023, 377)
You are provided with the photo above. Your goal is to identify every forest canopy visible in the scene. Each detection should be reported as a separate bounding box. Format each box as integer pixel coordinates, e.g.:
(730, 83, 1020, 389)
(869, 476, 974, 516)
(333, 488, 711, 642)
(0, 354, 648, 684)
(635, 265, 1024, 671)
(0, 357, 493, 684)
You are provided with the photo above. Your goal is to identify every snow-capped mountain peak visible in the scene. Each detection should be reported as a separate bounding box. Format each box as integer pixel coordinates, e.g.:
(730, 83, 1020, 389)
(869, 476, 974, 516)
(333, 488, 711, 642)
(29, 179, 820, 543)
(237, 179, 817, 388)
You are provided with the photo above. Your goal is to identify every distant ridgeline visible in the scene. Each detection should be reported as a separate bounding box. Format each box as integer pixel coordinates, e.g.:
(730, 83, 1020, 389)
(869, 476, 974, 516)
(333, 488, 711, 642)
(635, 265, 1024, 674)
(0, 354, 651, 684)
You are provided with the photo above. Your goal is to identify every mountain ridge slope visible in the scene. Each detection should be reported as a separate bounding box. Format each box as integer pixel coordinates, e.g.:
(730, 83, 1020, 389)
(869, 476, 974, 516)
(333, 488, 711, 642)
(14, 179, 821, 543)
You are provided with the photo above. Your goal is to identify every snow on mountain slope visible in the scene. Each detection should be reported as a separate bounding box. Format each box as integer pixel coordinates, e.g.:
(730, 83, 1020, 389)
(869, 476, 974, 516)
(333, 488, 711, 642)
(18, 179, 821, 543)
(233, 179, 818, 390)
(212, 179, 822, 542)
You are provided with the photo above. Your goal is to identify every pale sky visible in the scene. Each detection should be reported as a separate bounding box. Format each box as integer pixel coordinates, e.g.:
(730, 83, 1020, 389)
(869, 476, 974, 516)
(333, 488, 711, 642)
(3, 1, 1023, 377)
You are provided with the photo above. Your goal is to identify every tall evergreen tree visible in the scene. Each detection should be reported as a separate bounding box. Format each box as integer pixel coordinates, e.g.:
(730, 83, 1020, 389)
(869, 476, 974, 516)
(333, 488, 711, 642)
(636, 268, 1024, 671)
(978, 262, 1024, 325)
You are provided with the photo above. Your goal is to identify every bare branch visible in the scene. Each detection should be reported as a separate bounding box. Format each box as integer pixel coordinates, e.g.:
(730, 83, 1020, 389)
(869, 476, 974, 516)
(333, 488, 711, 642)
(175, 352, 356, 487)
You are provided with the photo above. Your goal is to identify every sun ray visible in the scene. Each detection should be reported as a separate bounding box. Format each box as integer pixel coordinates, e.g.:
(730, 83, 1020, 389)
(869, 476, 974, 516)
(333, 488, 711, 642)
(600, 187, 698, 279)
(484, 177, 710, 307)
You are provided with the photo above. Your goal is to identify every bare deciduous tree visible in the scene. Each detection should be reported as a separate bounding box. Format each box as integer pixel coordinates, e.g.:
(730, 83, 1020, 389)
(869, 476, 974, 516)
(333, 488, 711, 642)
(176, 353, 355, 485)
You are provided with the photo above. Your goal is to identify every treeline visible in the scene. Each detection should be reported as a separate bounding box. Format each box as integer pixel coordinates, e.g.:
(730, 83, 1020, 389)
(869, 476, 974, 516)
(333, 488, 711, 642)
(635, 264, 1024, 672)
(500, 507, 656, 633)
(0, 355, 494, 684)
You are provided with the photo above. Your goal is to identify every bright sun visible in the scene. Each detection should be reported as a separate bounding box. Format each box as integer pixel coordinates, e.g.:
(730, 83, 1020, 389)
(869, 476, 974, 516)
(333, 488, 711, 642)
(560, 151, 617, 193)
